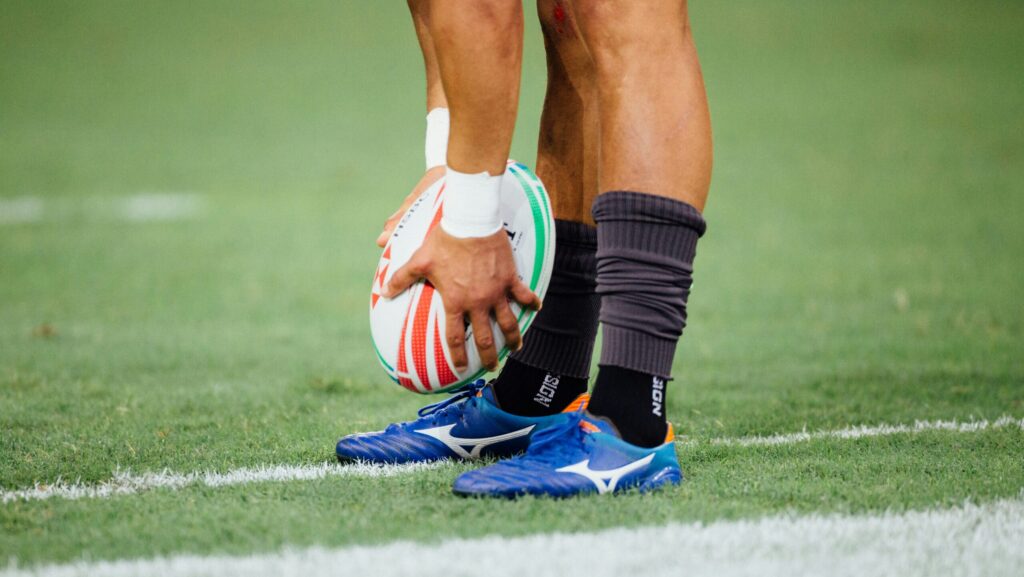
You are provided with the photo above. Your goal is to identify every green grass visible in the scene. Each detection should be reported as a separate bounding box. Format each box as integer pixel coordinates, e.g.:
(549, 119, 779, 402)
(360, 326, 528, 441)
(4, 430, 1022, 565)
(2, 0, 1023, 567)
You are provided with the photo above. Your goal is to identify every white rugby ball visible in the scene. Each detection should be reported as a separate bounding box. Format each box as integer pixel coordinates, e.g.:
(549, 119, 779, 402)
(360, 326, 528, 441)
(370, 161, 555, 394)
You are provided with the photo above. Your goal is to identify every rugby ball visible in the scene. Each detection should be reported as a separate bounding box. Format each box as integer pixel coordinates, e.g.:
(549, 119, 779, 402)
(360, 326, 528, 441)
(370, 162, 555, 394)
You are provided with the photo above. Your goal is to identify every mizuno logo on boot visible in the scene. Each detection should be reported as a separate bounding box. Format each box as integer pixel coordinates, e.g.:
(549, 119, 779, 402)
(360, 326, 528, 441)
(556, 454, 656, 494)
(414, 424, 535, 459)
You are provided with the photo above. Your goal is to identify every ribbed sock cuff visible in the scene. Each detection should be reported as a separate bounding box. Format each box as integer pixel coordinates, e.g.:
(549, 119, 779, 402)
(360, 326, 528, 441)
(599, 325, 677, 379)
(592, 191, 706, 379)
(591, 191, 706, 262)
(512, 326, 598, 380)
(551, 219, 598, 252)
(511, 219, 599, 379)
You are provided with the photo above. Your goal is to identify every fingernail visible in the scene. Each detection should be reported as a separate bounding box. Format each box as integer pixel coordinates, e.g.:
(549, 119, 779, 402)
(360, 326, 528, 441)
(455, 364, 467, 373)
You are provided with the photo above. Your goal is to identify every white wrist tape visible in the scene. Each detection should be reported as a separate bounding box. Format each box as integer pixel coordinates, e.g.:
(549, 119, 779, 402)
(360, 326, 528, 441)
(424, 108, 449, 170)
(440, 168, 503, 238)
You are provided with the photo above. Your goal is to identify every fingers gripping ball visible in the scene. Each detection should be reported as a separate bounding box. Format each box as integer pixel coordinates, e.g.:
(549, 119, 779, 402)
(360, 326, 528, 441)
(369, 162, 555, 393)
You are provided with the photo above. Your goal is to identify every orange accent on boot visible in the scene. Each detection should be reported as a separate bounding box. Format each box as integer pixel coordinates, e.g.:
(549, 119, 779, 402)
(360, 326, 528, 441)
(561, 393, 590, 413)
(663, 423, 675, 444)
(579, 420, 601, 434)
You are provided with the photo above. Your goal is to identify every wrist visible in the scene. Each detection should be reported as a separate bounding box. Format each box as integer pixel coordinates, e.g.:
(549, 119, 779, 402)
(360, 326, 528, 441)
(440, 168, 503, 238)
(424, 108, 449, 170)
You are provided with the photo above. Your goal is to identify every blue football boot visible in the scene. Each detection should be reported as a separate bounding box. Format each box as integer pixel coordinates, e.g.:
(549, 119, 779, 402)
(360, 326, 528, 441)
(451, 411, 681, 498)
(335, 380, 589, 464)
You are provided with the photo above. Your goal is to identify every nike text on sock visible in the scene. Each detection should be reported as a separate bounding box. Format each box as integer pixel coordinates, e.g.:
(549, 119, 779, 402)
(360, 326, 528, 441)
(532, 373, 560, 408)
(588, 365, 670, 448)
(651, 375, 665, 417)
(492, 358, 588, 417)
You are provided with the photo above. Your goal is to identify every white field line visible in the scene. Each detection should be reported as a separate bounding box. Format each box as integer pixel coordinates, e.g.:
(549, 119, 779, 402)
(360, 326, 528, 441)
(2, 416, 1020, 505)
(0, 197, 44, 224)
(0, 461, 442, 505)
(118, 192, 203, 222)
(4, 494, 1023, 577)
(0, 193, 203, 225)
(689, 415, 1024, 448)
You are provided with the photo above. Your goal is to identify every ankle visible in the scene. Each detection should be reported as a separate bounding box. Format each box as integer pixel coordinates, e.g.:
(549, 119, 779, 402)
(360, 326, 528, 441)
(587, 365, 669, 448)
(492, 358, 589, 417)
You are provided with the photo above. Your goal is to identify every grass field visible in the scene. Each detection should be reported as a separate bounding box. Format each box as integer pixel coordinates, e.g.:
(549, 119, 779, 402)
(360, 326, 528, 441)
(2, 0, 1023, 574)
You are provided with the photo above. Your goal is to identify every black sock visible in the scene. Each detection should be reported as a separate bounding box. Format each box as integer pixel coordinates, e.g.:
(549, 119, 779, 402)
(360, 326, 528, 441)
(587, 365, 668, 447)
(510, 220, 600, 378)
(587, 191, 705, 447)
(492, 358, 588, 417)
(592, 191, 705, 377)
(492, 220, 599, 417)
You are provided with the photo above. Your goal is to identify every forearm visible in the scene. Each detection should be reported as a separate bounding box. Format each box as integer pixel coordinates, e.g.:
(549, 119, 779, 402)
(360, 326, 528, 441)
(428, 0, 523, 176)
(408, 0, 447, 112)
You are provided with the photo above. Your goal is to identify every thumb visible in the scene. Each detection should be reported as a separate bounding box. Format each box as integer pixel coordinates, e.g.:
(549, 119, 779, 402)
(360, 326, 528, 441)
(382, 256, 428, 298)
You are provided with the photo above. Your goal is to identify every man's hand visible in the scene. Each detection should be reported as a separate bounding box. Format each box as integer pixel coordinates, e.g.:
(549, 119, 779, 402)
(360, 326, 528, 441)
(381, 227, 541, 372)
(377, 166, 447, 248)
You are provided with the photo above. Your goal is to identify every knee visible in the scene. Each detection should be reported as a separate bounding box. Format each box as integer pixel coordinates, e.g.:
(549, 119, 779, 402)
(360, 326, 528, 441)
(432, 0, 520, 36)
(467, 0, 521, 28)
(574, 1, 638, 69)
(574, 0, 688, 71)
(573, 0, 617, 33)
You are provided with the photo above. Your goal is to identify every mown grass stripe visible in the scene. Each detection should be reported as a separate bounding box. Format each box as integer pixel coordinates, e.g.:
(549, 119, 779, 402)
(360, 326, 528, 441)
(4, 493, 1022, 577)
(3, 416, 1020, 505)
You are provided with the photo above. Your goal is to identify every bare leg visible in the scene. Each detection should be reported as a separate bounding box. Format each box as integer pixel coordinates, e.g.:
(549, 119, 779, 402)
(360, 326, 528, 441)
(487, 0, 601, 416)
(572, 0, 712, 210)
(535, 0, 599, 224)
(563, 0, 712, 447)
